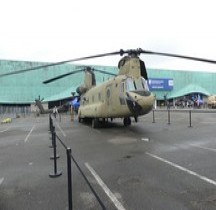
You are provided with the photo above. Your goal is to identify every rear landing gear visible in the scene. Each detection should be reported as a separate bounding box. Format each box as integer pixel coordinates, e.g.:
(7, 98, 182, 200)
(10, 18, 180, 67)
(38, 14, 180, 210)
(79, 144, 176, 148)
(123, 117, 131, 126)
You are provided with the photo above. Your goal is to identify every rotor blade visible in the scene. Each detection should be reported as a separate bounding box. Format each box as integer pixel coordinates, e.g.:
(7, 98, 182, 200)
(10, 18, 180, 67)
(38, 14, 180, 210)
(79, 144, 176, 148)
(43, 69, 84, 84)
(140, 49, 216, 64)
(93, 69, 117, 76)
(0, 50, 123, 77)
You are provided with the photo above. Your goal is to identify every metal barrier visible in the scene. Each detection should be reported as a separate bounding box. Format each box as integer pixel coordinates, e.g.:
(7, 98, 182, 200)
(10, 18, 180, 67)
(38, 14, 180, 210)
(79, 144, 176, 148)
(152, 109, 194, 127)
(48, 114, 106, 210)
(49, 127, 62, 177)
(188, 110, 192, 127)
(152, 109, 155, 123)
(167, 108, 171, 125)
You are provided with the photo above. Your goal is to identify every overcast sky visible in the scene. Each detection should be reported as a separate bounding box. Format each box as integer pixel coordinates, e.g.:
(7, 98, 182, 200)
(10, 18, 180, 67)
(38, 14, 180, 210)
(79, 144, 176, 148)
(1, 0, 216, 72)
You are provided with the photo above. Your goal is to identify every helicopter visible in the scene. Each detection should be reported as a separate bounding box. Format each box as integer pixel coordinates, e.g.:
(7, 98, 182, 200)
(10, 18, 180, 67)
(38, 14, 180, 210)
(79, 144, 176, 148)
(35, 98, 70, 115)
(207, 95, 216, 108)
(42, 48, 216, 128)
(43, 50, 155, 127)
(34, 94, 77, 115)
(1, 48, 216, 128)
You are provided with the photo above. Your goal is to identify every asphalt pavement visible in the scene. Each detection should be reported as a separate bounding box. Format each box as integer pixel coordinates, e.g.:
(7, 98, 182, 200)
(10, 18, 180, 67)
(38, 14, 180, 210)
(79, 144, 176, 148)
(0, 110, 216, 210)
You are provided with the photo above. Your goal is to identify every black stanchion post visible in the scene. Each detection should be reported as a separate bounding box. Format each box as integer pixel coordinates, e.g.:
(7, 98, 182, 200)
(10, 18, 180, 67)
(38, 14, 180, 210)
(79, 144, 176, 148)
(67, 148, 73, 210)
(49, 118, 53, 134)
(49, 115, 50, 131)
(188, 110, 192, 128)
(152, 109, 155, 123)
(49, 114, 51, 131)
(49, 125, 55, 148)
(49, 130, 62, 177)
(49, 114, 54, 133)
(49, 119, 54, 148)
(167, 108, 171, 125)
(50, 126, 60, 159)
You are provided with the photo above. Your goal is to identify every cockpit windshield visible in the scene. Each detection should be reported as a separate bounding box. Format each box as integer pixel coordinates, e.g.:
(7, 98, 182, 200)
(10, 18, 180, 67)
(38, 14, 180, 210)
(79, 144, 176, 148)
(125, 78, 149, 91)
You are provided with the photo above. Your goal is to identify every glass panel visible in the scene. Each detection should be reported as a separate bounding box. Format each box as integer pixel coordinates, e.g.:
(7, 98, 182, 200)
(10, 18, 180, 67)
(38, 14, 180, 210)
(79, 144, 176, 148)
(141, 78, 149, 91)
(120, 82, 124, 93)
(126, 78, 136, 91)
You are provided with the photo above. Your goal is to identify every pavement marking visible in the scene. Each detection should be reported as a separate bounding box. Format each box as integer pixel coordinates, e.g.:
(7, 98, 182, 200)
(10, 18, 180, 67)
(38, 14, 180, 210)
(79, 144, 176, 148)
(85, 163, 126, 210)
(0, 177, 4, 185)
(189, 144, 216, 153)
(24, 125, 35, 142)
(92, 129, 101, 134)
(83, 125, 101, 134)
(56, 123, 66, 137)
(141, 137, 150, 142)
(200, 121, 216, 124)
(0, 128, 10, 133)
(146, 152, 216, 187)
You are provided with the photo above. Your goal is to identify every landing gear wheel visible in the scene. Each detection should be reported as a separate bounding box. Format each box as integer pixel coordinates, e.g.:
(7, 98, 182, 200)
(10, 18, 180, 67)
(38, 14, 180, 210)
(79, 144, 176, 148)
(134, 116, 138, 122)
(92, 118, 99, 128)
(78, 116, 83, 123)
(123, 117, 131, 126)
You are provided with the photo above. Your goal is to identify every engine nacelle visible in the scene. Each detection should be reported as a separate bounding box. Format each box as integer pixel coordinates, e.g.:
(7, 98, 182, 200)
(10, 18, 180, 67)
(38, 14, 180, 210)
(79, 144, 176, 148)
(76, 85, 87, 95)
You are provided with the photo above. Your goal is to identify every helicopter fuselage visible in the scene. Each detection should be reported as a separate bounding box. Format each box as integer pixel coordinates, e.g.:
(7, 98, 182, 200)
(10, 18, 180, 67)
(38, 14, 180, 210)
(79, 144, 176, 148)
(78, 74, 155, 122)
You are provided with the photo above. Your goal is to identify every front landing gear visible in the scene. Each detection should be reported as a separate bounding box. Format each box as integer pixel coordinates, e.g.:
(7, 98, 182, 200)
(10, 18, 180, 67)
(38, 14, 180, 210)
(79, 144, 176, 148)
(123, 117, 131, 126)
(92, 118, 99, 128)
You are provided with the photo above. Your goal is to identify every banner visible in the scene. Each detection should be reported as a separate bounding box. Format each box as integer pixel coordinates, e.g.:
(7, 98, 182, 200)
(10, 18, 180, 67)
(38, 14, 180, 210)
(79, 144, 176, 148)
(148, 78, 173, 91)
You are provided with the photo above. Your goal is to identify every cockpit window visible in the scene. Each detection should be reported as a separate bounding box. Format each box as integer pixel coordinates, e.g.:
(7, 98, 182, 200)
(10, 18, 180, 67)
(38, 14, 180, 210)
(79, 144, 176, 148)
(139, 78, 149, 91)
(126, 78, 136, 91)
(135, 79, 143, 90)
(126, 78, 149, 91)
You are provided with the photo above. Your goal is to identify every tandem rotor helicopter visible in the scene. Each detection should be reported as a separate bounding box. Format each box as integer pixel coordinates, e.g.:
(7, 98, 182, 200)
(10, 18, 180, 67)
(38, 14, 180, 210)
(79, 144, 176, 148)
(1, 48, 216, 128)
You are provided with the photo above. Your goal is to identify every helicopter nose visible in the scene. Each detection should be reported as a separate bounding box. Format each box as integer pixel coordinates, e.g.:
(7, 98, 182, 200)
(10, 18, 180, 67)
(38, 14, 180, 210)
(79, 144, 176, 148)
(126, 91, 155, 115)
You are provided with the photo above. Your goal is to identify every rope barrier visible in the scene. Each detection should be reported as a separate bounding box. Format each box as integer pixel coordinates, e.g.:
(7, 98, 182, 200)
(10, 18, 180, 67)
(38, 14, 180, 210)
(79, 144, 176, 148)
(49, 115, 106, 210)
(69, 153, 106, 210)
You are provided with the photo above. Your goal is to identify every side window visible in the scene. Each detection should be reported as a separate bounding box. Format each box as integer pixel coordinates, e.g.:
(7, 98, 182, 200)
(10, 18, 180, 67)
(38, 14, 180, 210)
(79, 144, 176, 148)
(119, 82, 126, 105)
(120, 82, 124, 93)
(106, 88, 111, 105)
(106, 88, 110, 98)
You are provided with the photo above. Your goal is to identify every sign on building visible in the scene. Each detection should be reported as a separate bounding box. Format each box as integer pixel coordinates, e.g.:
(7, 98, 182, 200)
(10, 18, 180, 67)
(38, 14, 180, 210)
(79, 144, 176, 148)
(148, 78, 173, 91)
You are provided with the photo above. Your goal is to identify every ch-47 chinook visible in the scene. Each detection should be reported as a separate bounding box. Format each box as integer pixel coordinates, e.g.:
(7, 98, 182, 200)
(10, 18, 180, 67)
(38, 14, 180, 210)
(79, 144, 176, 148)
(77, 57, 153, 128)
(1, 48, 216, 128)
(42, 48, 216, 128)
(34, 97, 70, 114)
(43, 50, 155, 128)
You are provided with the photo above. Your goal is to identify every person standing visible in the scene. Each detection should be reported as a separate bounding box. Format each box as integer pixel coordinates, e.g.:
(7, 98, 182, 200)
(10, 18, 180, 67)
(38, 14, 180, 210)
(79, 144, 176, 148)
(53, 106, 58, 118)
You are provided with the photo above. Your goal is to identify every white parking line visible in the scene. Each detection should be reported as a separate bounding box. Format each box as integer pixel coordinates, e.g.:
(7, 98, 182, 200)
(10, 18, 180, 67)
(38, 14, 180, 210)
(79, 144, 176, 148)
(0, 128, 10, 133)
(56, 123, 66, 137)
(141, 137, 150, 142)
(0, 177, 4, 185)
(190, 144, 216, 153)
(85, 163, 126, 210)
(146, 152, 216, 187)
(92, 129, 101, 134)
(24, 125, 35, 142)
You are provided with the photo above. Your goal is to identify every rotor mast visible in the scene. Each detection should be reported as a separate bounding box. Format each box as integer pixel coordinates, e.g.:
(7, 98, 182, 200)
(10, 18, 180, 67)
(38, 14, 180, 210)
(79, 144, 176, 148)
(118, 49, 144, 79)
